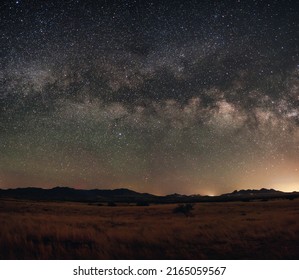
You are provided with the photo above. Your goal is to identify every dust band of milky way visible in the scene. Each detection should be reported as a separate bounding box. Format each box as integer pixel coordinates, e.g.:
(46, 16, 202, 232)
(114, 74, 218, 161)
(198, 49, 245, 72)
(0, 0, 298, 194)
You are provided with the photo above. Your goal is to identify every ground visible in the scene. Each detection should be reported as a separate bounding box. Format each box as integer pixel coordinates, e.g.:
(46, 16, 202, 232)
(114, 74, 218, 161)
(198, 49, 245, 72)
(1, 199, 299, 259)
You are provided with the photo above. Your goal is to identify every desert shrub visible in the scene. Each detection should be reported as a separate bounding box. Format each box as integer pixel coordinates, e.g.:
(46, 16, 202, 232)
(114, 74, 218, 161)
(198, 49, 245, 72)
(173, 203, 194, 217)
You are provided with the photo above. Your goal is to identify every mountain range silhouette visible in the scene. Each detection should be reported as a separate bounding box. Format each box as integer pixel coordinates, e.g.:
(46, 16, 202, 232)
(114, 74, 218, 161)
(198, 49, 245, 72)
(0, 186, 298, 203)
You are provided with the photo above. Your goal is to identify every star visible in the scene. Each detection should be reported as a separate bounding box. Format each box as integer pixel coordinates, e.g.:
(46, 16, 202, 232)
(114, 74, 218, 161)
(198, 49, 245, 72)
(0, 0, 298, 194)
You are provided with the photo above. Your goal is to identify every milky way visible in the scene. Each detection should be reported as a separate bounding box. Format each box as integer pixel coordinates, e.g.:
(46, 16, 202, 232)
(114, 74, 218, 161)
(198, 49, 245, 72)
(1, 0, 298, 194)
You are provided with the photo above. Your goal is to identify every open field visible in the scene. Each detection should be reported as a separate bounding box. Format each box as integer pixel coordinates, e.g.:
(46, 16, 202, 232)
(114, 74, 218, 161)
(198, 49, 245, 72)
(1, 199, 299, 259)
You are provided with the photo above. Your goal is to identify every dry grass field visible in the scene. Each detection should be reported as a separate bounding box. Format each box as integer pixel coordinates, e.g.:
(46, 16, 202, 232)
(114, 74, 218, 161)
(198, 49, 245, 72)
(1, 198, 299, 259)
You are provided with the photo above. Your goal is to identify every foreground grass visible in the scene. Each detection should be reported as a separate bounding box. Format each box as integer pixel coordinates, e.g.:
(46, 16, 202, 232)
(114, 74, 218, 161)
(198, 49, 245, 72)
(0, 199, 299, 259)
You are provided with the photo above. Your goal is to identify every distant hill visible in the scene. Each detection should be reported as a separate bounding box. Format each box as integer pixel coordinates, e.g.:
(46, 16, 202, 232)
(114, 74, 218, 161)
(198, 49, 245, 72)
(0, 186, 298, 203)
(222, 188, 283, 197)
(220, 188, 299, 202)
(0, 186, 157, 203)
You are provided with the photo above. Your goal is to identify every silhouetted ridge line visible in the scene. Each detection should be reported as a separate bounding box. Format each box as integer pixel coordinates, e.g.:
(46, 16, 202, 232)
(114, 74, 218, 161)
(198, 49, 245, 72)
(0, 187, 298, 203)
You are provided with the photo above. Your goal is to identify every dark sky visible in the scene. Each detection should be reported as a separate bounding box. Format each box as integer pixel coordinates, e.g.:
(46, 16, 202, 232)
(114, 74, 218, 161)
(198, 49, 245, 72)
(1, 0, 298, 195)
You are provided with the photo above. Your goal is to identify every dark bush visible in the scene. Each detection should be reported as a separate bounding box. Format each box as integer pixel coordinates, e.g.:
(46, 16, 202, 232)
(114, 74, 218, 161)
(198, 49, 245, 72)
(173, 203, 194, 217)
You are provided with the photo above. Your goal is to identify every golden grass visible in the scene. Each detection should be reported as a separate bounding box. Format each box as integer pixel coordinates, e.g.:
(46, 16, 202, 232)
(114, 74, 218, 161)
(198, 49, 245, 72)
(0, 199, 299, 259)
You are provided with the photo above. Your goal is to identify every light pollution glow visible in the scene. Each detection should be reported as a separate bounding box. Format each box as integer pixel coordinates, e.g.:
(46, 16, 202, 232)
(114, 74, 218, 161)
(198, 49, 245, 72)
(0, 0, 298, 195)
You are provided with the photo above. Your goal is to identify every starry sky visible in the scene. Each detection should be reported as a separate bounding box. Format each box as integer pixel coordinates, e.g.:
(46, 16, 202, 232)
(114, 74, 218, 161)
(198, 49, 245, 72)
(0, 0, 298, 195)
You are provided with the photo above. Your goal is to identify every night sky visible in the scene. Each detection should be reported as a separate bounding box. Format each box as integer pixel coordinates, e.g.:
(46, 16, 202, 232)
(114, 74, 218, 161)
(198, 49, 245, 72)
(1, 0, 298, 195)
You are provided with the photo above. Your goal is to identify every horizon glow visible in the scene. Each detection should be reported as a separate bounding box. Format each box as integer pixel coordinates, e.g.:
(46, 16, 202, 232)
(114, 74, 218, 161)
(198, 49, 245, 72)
(1, 0, 298, 195)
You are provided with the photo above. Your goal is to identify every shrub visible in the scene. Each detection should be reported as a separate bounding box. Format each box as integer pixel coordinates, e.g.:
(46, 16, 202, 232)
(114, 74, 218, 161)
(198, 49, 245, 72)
(173, 203, 194, 217)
